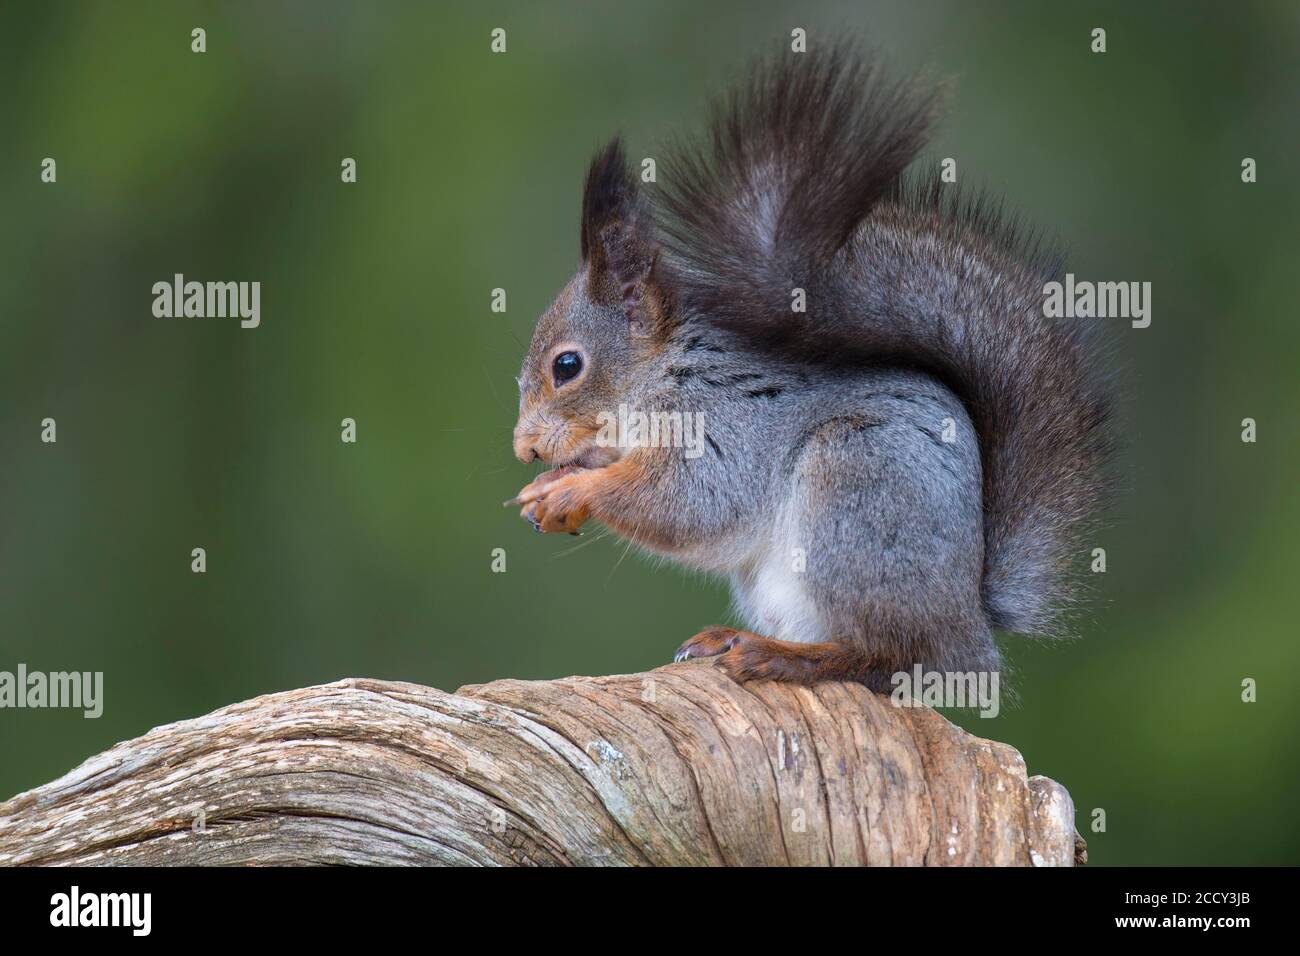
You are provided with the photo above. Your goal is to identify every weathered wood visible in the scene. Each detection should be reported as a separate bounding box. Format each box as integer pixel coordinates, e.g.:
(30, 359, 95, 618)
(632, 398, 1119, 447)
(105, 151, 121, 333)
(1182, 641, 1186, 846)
(0, 666, 1079, 866)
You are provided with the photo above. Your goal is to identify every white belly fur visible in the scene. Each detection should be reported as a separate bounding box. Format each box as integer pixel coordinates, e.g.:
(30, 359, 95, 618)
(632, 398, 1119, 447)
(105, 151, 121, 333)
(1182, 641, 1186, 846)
(730, 534, 827, 644)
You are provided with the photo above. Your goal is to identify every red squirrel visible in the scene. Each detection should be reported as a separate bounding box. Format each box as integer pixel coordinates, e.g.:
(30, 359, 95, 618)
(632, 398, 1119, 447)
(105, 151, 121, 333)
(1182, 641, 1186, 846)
(507, 45, 1113, 689)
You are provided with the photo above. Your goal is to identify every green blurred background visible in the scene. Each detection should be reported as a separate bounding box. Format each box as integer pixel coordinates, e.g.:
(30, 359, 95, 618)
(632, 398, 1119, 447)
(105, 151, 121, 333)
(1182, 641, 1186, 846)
(1, 1, 1296, 865)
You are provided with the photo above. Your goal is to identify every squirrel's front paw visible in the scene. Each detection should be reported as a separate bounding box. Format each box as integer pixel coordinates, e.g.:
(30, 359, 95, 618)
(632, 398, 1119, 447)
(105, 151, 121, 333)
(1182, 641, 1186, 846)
(508, 469, 592, 534)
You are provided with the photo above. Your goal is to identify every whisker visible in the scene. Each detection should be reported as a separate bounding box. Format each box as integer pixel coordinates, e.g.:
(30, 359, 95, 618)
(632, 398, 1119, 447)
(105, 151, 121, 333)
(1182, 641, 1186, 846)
(481, 363, 513, 416)
(606, 517, 641, 582)
(553, 527, 611, 559)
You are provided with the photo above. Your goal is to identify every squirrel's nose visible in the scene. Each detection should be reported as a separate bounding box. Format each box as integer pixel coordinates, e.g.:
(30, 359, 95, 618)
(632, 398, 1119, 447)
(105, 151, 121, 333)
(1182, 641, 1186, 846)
(513, 432, 540, 464)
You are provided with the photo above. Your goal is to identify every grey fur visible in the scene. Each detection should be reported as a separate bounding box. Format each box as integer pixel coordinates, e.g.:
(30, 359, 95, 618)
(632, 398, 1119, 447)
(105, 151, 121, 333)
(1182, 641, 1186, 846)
(514, 43, 1113, 685)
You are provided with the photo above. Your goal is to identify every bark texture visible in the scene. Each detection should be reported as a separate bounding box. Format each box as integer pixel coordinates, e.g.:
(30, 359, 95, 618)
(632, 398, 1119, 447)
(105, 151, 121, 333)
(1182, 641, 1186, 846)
(0, 666, 1080, 866)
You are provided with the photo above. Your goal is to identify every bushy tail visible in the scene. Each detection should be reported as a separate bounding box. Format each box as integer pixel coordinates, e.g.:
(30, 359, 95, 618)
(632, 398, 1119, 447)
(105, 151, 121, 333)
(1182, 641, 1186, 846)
(652, 43, 1113, 635)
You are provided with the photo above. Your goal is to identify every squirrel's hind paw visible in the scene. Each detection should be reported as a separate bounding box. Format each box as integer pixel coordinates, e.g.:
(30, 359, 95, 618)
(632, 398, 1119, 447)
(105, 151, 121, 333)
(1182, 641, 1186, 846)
(673, 626, 756, 663)
(675, 628, 879, 685)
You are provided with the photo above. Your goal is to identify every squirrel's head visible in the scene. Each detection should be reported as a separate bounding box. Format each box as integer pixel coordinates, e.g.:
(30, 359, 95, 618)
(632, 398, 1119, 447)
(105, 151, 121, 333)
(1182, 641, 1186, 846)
(513, 138, 672, 467)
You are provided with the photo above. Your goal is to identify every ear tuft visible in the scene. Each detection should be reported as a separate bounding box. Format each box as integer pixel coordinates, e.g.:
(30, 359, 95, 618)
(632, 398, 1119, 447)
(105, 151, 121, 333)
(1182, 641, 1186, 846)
(580, 138, 673, 338)
(581, 137, 637, 266)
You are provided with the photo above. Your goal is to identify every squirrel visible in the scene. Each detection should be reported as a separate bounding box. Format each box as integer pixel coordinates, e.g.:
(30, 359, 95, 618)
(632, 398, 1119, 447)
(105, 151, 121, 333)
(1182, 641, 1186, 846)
(507, 45, 1113, 689)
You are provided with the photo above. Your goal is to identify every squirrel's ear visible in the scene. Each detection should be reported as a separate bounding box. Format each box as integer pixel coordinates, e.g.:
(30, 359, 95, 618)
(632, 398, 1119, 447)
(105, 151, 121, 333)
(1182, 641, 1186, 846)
(581, 137, 672, 338)
(596, 223, 671, 339)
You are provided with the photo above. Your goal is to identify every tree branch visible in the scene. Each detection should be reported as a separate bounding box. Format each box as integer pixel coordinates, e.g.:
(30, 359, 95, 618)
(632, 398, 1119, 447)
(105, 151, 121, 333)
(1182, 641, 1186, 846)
(0, 666, 1081, 866)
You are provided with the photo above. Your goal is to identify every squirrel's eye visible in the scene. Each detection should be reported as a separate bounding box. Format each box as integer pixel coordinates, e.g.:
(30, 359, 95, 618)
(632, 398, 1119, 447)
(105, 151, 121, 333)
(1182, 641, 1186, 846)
(552, 351, 583, 385)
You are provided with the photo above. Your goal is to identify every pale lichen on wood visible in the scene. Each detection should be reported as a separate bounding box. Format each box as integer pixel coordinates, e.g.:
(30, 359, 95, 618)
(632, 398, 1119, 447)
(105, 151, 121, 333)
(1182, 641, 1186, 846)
(0, 666, 1080, 866)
